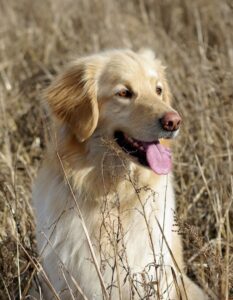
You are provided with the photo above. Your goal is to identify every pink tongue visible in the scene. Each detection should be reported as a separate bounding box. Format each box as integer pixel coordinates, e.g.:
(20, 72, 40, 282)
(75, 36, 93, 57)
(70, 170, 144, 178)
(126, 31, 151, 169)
(144, 143, 172, 175)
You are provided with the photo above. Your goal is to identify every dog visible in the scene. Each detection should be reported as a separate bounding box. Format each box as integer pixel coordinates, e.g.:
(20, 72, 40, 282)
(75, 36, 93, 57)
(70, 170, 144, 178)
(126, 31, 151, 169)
(33, 49, 208, 299)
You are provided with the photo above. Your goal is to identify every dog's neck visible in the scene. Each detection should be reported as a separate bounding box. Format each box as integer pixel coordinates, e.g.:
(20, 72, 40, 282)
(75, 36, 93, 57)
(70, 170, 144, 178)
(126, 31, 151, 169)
(46, 125, 161, 200)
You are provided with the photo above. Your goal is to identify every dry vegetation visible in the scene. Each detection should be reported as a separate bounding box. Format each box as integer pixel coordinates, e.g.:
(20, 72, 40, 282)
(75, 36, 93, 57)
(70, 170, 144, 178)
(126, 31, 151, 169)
(0, 0, 232, 299)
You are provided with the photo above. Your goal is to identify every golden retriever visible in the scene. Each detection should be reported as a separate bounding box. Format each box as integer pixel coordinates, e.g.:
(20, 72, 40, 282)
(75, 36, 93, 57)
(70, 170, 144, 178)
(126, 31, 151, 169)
(33, 49, 208, 299)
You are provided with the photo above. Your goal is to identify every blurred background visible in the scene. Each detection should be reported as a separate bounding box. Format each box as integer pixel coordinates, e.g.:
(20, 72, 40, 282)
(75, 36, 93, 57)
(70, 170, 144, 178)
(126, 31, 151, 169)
(0, 0, 232, 299)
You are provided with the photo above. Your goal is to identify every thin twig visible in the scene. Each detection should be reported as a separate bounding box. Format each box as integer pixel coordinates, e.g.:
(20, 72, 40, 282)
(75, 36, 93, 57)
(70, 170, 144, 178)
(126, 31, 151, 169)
(56, 152, 109, 300)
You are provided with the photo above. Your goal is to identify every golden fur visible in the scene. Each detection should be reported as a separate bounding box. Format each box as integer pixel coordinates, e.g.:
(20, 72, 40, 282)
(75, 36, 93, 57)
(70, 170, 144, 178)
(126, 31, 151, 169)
(33, 49, 208, 299)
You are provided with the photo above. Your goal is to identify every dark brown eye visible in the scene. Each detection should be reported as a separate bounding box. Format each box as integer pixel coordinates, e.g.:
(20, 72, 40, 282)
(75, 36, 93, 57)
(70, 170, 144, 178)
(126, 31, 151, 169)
(117, 89, 133, 98)
(156, 86, 162, 96)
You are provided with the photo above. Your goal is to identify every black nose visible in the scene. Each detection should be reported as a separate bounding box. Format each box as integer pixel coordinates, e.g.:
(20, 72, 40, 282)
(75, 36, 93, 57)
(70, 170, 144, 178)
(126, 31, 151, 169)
(160, 111, 182, 131)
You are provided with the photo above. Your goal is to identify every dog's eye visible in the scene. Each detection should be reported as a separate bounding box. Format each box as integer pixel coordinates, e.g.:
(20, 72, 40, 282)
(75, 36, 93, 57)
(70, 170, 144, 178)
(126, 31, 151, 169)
(117, 89, 133, 98)
(156, 86, 163, 96)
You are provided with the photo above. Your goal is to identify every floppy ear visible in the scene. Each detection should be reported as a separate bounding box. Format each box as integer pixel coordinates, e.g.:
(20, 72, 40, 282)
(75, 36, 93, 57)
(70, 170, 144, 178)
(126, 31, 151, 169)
(138, 48, 155, 60)
(46, 59, 100, 142)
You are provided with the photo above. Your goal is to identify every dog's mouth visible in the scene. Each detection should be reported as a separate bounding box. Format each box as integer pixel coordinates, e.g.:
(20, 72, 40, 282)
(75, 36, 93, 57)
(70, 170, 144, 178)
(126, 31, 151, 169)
(114, 131, 172, 175)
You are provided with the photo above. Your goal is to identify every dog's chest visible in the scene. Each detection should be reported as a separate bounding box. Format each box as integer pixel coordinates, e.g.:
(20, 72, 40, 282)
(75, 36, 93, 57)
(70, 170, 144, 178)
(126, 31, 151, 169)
(34, 168, 176, 299)
(92, 175, 176, 284)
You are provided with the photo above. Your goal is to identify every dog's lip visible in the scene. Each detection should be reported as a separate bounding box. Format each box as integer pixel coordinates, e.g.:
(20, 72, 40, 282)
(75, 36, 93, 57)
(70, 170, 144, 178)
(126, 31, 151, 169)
(115, 131, 161, 155)
(114, 130, 173, 175)
(118, 131, 174, 145)
(121, 132, 159, 151)
(122, 132, 159, 145)
(114, 130, 149, 168)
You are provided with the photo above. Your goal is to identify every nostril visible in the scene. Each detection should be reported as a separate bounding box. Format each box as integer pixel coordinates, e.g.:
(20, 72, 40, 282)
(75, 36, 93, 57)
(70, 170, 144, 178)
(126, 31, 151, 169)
(168, 120, 174, 128)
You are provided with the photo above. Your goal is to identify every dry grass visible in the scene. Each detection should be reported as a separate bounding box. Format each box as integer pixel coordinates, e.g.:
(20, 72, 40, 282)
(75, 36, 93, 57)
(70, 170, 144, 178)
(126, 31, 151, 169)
(0, 0, 232, 299)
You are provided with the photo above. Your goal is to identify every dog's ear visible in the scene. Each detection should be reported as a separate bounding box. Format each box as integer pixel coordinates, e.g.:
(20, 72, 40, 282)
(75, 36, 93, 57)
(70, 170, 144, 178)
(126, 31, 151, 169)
(46, 58, 101, 142)
(138, 48, 155, 60)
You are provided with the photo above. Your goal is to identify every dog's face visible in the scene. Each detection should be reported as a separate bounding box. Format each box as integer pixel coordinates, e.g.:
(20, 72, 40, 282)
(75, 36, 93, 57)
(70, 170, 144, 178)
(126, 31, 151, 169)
(47, 49, 181, 175)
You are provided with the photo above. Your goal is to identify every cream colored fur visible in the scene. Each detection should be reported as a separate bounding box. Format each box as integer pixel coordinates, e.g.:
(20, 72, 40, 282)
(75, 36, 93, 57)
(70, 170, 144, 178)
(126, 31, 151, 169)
(33, 49, 208, 299)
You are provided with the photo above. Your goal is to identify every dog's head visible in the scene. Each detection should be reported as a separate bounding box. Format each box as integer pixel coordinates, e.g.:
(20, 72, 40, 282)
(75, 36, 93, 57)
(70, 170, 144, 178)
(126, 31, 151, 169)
(46, 49, 181, 175)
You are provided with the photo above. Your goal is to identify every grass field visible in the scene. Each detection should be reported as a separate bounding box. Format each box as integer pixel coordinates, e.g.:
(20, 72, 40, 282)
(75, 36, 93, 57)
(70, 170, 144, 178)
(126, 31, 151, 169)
(0, 0, 232, 299)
